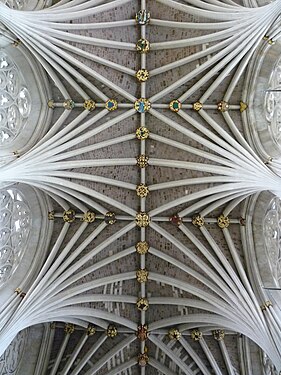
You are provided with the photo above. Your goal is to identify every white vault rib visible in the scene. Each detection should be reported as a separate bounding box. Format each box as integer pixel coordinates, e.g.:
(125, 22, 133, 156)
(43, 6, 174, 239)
(0, 1, 281, 374)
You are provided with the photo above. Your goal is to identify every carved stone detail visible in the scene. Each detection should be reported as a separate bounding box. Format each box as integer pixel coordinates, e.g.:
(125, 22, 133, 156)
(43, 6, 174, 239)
(136, 184, 149, 197)
(136, 269, 149, 283)
(191, 329, 202, 341)
(192, 215, 205, 227)
(213, 329, 225, 341)
(107, 324, 118, 337)
(136, 325, 148, 341)
(81, 211, 96, 223)
(136, 297, 149, 311)
(135, 212, 150, 227)
(64, 323, 75, 334)
(135, 241, 150, 254)
(217, 214, 230, 228)
(63, 209, 76, 223)
(168, 328, 181, 340)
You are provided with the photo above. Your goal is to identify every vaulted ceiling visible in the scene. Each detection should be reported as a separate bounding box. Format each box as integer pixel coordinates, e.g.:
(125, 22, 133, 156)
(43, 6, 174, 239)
(0, 0, 281, 374)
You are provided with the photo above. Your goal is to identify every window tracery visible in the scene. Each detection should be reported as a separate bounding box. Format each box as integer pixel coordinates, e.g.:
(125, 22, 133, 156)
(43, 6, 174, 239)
(0, 52, 31, 147)
(0, 0, 51, 10)
(263, 352, 280, 375)
(265, 55, 281, 145)
(0, 0, 26, 9)
(264, 196, 281, 284)
(0, 187, 31, 287)
(0, 330, 27, 375)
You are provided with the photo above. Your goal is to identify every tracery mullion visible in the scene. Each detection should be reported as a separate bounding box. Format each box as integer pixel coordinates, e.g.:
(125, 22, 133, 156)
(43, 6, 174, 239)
(0, 0, 280, 375)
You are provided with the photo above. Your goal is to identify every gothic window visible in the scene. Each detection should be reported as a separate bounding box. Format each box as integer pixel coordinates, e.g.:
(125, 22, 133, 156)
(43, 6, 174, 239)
(0, 187, 31, 287)
(265, 55, 281, 146)
(264, 196, 281, 284)
(0, 52, 31, 147)
(0, 0, 51, 10)
(0, 330, 27, 375)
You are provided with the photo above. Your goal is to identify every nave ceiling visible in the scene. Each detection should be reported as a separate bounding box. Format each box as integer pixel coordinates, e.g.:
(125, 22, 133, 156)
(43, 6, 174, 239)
(0, 0, 281, 374)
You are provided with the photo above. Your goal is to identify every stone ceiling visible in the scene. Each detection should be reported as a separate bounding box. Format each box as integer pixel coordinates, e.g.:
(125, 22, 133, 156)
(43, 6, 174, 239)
(0, 0, 281, 374)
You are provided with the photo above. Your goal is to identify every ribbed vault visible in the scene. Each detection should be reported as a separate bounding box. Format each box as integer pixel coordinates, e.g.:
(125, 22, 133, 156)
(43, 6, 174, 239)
(0, 0, 281, 374)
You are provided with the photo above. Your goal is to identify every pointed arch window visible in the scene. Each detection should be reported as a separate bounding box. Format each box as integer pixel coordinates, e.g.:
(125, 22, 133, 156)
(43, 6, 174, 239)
(0, 0, 51, 10)
(0, 51, 31, 147)
(0, 39, 51, 162)
(265, 54, 281, 148)
(0, 187, 31, 287)
(263, 196, 281, 285)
